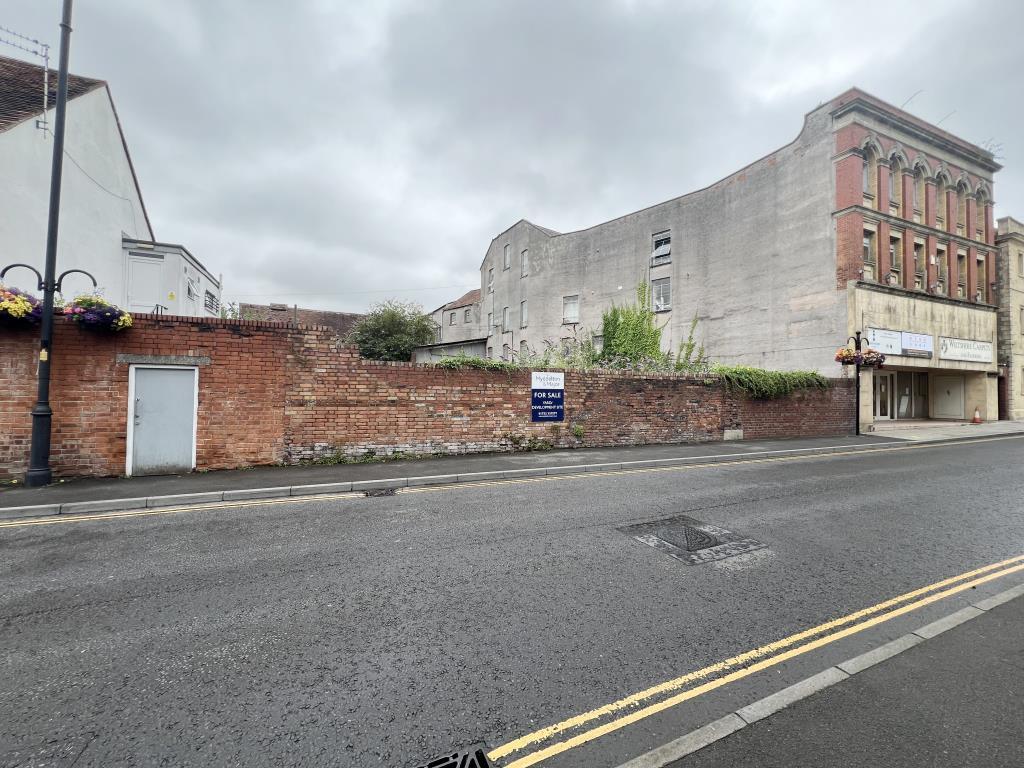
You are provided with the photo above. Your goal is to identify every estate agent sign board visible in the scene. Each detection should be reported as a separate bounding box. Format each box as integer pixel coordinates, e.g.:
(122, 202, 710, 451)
(531, 371, 565, 422)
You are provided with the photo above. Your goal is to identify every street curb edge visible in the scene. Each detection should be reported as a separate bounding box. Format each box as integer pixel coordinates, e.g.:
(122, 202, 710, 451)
(2, 430, 1022, 521)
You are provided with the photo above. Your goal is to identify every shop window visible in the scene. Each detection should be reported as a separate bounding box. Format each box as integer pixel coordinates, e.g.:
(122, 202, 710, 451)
(652, 277, 671, 311)
(562, 294, 579, 324)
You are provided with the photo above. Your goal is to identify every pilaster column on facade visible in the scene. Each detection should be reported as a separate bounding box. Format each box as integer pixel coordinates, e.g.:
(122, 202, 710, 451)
(877, 161, 891, 211)
(924, 180, 937, 228)
(836, 210, 866, 287)
(926, 234, 938, 293)
(946, 189, 957, 234)
(966, 196, 977, 238)
(946, 246, 958, 298)
(967, 245, 978, 302)
(985, 203, 995, 245)
(835, 154, 864, 209)
(903, 228, 915, 289)
(877, 220, 891, 278)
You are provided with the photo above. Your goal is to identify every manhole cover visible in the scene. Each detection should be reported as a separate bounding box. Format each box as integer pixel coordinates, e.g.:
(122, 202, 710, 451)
(410, 745, 490, 768)
(618, 514, 766, 565)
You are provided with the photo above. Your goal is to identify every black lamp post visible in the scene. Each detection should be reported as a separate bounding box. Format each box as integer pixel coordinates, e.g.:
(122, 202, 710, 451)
(845, 330, 866, 437)
(4, 0, 75, 487)
(1, 263, 96, 487)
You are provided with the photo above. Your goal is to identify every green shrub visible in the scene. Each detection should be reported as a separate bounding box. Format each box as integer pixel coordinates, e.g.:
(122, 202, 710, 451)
(434, 353, 519, 373)
(600, 284, 668, 366)
(712, 365, 829, 399)
(349, 300, 436, 361)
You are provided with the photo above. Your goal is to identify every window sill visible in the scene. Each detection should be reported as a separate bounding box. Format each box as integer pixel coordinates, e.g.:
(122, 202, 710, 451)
(654, 307, 672, 313)
(561, 320, 579, 325)
(651, 260, 672, 268)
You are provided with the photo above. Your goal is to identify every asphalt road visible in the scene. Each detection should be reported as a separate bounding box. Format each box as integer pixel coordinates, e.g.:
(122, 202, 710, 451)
(2, 436, 1024, 768)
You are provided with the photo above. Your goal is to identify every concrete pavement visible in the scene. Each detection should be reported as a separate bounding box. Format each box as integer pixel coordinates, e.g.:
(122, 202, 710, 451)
(2, 435, 1023, 767)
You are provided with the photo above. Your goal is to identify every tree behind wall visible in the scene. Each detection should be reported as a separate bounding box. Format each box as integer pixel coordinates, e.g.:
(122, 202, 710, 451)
(349, 300, 436, 361)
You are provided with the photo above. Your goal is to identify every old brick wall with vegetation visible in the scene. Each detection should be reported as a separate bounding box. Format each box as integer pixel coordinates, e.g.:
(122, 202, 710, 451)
(0, 315, 855, 480)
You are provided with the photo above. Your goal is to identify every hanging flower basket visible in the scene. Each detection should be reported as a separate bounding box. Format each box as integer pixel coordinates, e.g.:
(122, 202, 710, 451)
(834, 346, 885, 368)
(860, 348, 886, 368)
(0, 284, 43, 327)
(64, 294, 133, 332)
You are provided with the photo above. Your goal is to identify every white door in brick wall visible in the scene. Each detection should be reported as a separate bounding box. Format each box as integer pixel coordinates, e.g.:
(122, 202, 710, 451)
(127, 366, 198, 476)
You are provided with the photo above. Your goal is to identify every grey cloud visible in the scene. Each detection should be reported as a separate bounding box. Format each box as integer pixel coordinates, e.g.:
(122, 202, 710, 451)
(3, 0, 1022, 314)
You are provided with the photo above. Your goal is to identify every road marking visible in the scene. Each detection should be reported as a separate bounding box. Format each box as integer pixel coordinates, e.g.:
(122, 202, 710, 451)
(488, 552, 1024, 760)
(0, 492, 364, 528)
(492, 559, 1024, 768)
(1, 434, 1020, 530)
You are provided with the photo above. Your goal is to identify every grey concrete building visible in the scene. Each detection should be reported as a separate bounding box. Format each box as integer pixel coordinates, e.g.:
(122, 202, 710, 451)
(996, 217, 1024, 419)
(442, 87, 1007, 428)
(413, 288, 486, 363)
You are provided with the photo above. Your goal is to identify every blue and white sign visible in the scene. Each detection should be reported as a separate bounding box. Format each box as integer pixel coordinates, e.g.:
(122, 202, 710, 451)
(531, 371, 565, 422)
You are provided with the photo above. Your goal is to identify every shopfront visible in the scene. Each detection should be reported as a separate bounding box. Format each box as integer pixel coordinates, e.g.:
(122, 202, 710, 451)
(849, 283, 998, 430)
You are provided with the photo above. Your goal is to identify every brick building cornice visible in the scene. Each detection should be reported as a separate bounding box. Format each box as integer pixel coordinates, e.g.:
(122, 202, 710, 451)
(829, 88, 1001, 174)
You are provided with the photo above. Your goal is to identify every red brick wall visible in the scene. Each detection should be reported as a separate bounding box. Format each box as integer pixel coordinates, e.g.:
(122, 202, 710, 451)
(0, 316, 855, 479)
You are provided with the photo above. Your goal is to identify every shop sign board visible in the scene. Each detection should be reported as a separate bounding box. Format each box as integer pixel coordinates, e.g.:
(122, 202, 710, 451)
(531, 371, 565, 422)
(900, 332, 933, 358)
(938, 337, 993, 363)
(866, 328, 901, 355)
(866, 328, 934, 358)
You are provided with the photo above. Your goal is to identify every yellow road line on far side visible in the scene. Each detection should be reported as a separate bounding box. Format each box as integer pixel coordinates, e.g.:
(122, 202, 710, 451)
(0, 492, 364, 528)
(496, 559, 1024, 768)
(1, 433, 1021, 530)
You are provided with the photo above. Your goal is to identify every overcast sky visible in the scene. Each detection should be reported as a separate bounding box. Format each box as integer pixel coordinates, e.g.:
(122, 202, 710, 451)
(4, 0, 1023, 313)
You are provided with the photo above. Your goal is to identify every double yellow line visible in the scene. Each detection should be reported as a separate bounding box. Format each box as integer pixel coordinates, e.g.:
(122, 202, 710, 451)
(489, 554, 1024, 767)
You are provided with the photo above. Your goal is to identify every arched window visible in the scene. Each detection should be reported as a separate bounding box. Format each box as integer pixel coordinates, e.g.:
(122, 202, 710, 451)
(934, 173, 950, 228)
(862, 148, 878, 208)
(956, 181, 968, 234)
(975, 188, 989, 242)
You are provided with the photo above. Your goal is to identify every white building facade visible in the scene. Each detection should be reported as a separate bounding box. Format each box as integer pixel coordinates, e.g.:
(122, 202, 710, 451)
(0, 55, 220, 316)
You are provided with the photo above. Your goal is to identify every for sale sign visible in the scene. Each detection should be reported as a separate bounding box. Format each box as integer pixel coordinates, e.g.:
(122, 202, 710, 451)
(531, 371, 565, 422)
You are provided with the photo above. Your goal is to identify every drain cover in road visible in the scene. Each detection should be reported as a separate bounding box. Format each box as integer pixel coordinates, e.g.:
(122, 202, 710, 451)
(618, 513, 766, 565)
(410, 746, 490, 768)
